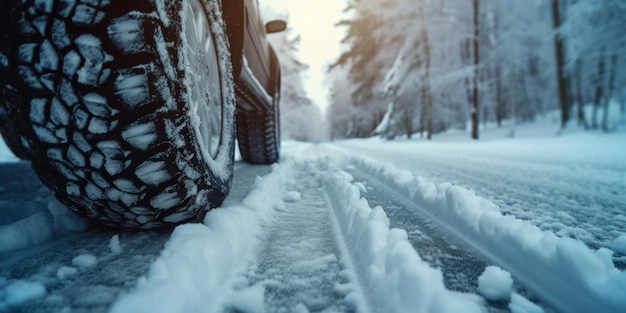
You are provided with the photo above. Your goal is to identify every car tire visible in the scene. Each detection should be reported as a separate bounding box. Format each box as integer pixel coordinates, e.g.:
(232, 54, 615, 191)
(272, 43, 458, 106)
(0, 0, 235, 229)
(236, 72, 281, 165)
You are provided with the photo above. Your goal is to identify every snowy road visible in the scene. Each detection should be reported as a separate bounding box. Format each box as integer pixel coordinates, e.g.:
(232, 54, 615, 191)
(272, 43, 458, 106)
(337, 137, 626, 254)
(1, 135, 625, 313)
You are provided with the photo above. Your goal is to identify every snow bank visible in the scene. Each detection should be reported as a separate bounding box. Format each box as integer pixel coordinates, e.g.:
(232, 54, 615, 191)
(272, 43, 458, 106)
(0, 212, 53, 253)
(47, 199, 89, 232)
(110, 163, 294, 313)
(346, 153, 626, 313)
(319, 161, 486, 313)
(1, 280, 47, 307)
(0, 199, 88, 253)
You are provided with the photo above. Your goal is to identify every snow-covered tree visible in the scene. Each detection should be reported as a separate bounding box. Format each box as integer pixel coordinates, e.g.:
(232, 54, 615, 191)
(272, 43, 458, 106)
(329, 0, 559, 140)
(262, 10, 327, 142)
(560, 0, 626, 130)
(328, 0, 396, 139)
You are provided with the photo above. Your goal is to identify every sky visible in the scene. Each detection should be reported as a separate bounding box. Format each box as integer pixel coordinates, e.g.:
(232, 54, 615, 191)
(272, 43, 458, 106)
(261, 0, 348, 113)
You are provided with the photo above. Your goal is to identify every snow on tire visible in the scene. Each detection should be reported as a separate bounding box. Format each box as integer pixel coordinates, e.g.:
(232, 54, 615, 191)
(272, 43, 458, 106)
(0, 0, 235, 229)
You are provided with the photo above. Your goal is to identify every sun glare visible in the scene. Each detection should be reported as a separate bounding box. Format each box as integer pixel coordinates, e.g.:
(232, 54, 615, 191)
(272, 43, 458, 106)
(263, 0, 348, 112)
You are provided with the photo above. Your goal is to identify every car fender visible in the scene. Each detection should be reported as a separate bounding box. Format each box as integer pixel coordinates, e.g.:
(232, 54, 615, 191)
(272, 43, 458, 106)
(268, 44, 281, 97)
(221, 0, 244, 80)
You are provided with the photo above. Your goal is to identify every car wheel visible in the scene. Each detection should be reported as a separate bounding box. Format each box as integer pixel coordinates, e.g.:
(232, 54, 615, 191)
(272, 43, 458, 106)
(236, 72, 281, 165)
(0, 0, 235, 229)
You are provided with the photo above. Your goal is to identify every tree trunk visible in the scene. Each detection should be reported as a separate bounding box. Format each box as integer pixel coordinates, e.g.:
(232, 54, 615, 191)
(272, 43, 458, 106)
(619, 90, 626, 114)
(495, 65, 505, 127)
(403, 107, 413, 139)
(425, 88, 432, 140)
(418, 4, 433, 140)
(592, 52, 606, 129)
(471, 0, 480, 139)
(592, 97, 599, 129)
(602, 55, 617, 131)
(574, 59, 588, 128)
(552, 0, 570, 129)
(419, 101, 426, 138)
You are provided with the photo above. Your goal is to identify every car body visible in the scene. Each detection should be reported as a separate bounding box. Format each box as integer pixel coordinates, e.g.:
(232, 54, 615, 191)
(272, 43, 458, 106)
(223, 0, 285, 112)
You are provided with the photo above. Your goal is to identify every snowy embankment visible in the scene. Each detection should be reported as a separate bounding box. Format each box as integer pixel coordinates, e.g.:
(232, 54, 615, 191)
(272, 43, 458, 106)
(342, 149, 626, 313)
(110, 164, 293, 313)
(318, 161, 486, 313)
(0, 199, 89, 254)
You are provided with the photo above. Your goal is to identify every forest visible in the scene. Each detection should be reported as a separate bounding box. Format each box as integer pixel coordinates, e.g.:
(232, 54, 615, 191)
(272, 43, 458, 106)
(325, 0, 626, 140)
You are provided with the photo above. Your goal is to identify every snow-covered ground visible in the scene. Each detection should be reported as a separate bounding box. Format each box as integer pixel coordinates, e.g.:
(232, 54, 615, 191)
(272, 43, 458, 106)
(1, 109, 625, 312)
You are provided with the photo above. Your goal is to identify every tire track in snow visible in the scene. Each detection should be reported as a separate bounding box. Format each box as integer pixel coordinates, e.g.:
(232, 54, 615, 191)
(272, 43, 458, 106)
(342, 153, 626, 313)
(340, 146, 625, 254)
(235, 164, 355, 312)
(348, 168, 553, 313)
(223, 163, 272, 206)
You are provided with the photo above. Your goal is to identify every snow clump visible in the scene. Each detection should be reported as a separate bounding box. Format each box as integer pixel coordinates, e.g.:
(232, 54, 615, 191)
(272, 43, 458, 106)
(47, 199, 89, 232)
(72, 254, 98, 268)
(478, 266, 513, 301)
(283, 191, 301, 202)
(2, 280, 47, 306)
(612, 235, 626, 255)
(109, 235, 122, 254)
(56, 266, 78, 280)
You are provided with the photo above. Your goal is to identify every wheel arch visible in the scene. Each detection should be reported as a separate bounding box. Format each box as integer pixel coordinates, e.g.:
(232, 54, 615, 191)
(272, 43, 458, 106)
(268, 44, 281, 97)
(220, 0, 245, 80)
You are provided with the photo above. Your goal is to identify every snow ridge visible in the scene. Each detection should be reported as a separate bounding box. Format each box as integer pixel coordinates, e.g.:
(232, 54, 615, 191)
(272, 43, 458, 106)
(110, 163, 292, 313)
(319, 160, 486, 313)
(346, 153, 626, 313)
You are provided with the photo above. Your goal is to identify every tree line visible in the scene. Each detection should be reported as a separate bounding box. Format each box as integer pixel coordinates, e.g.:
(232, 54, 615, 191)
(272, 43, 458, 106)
(327, 0, 626, 140)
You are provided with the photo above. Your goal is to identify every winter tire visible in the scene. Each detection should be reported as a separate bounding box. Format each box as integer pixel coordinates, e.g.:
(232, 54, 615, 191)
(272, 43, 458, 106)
(0, 0, 236, 229)
(236, 72, 281, 165)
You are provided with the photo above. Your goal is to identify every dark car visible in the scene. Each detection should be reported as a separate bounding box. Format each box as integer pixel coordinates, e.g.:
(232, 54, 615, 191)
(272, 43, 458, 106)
(0, 0, 285, 229)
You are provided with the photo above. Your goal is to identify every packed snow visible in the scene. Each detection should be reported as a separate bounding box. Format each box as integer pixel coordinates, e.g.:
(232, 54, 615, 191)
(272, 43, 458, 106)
(1, 280, 47, 307)
(509, 293, 545, 313)
(1, 114, 625, 312)
(56, 267, 78, 280)
(72, 254, 98, 269)
(109, 234, 123, 254)
(478, 266, 513, 301)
